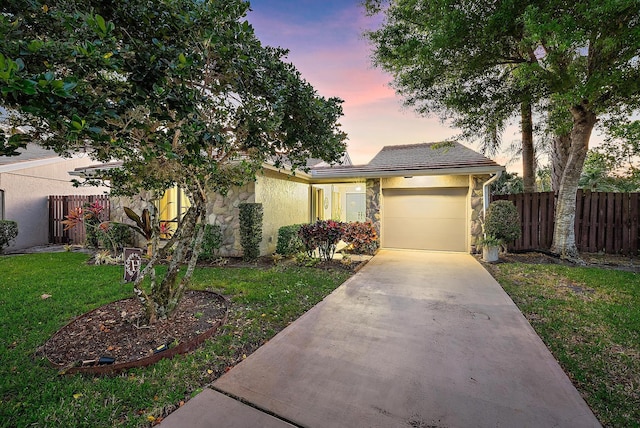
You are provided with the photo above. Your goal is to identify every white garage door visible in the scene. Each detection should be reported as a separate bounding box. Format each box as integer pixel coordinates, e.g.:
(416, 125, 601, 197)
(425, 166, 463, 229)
(382, 187, 468, 252)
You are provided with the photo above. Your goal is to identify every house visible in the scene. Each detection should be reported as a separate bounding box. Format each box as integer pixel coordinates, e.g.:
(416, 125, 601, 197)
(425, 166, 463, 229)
(0, 143, 110, 251)
(109, 141, 503, 256)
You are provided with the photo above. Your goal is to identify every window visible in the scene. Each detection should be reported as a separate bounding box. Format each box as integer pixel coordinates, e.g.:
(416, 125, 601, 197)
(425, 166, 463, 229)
(157, 186, 190, 236)
(0, 189, 4, 220)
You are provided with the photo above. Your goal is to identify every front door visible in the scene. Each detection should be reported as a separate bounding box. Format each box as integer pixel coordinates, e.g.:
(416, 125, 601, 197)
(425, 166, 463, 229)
(346, 193, 366, 222)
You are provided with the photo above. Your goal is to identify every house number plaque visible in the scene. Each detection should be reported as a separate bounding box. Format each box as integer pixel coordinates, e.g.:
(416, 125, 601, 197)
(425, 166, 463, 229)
(124, 247, 143, 282)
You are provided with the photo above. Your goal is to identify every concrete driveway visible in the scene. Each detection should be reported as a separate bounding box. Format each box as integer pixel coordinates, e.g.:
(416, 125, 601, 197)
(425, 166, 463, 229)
(161, 250, 600, 427)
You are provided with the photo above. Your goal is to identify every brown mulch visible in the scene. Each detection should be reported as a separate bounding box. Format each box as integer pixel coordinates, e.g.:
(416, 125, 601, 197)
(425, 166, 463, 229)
(196, 255, 368, 273)
(43, 290, 227, 368)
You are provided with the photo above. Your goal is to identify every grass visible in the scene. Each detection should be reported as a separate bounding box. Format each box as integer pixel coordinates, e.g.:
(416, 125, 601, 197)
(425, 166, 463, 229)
(487, 262, 640, 427)
(0, 252, 351, 427)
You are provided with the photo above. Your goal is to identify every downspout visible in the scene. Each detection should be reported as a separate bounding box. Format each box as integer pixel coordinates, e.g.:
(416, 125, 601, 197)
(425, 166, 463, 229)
(482, 171, 502, 219)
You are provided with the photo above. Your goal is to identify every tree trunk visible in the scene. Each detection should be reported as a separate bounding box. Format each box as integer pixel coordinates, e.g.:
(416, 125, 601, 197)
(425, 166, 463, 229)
(521, 101, 536, 192)
(550, 105, 596, 260)
(133, 189, 207, 324)
(551, 133, 571, 192)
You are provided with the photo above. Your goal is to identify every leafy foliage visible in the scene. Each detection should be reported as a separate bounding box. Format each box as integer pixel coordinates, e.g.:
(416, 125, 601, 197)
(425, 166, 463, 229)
(98, 222, 133, 253)
(123, 207, 154, 242)
(275, 224, 305, 256)
(299, 220, 345, 261)
(484, 200, 522, 244)
(342, 221, 378, 255)
(0, 0, 346, 321)
(364, 0, 640, 258)
(239, 203, 263, 262)
(578, 123, 640, 192)
(0, 220, 18, 253)
(198, 224, 222, 261)
(83, 201, 105, 248)
(491, 172, 524, 195)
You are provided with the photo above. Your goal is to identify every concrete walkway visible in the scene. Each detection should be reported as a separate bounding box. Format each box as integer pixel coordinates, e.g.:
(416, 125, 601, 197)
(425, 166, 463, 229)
(160, 250, 600, 428)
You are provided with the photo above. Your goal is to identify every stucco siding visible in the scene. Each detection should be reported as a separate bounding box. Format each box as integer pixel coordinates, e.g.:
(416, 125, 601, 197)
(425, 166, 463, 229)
(255, 170, 310, 255)
(0, 156, 109, 250)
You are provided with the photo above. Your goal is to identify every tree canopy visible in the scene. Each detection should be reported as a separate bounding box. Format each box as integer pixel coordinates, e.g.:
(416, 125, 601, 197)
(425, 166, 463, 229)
(0, 0, 347, 321)
(365, 0, 640, 259)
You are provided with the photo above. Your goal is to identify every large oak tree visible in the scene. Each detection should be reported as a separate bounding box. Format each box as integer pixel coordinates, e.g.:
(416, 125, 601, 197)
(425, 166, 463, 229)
(0, 0, 347, 322)
(365, 0, 640, 259)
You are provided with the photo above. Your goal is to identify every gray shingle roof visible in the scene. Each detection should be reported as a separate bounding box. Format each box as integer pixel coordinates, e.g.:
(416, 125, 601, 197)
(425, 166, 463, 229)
(0, 143, 58, 166)
(310, 141, 503, 179)
(368, 141, 499, 170)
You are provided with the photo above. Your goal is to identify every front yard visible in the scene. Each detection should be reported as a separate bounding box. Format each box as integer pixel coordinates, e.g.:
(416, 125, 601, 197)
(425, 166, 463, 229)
(485, 257, 640, 428)
(0, 252, 351, 427)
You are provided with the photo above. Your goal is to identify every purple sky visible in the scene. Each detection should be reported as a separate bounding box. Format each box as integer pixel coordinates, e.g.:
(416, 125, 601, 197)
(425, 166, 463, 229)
(246, 0, 467, 166)
(246, 1, 612, 173)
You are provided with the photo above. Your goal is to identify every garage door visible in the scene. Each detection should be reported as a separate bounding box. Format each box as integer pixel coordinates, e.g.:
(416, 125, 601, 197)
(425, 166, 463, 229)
(382, 187, 467, 252)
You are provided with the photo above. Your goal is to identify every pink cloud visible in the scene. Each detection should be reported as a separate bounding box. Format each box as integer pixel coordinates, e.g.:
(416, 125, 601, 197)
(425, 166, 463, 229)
(247, 3, 509, 169)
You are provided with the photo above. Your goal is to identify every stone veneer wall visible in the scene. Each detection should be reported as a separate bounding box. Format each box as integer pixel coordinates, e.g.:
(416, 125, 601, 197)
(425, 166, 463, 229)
(110, 183, 256, 257)
(365, 178, 381, 237)
(109, 192, 154, 248)
(469, 175, 489, 252)
(206, 182, 255, 257)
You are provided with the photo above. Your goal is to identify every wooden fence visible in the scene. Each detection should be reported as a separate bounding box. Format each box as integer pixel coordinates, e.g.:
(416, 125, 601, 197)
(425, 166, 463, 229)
(492, 191, 640, 254)
(48, 195, 110, 245)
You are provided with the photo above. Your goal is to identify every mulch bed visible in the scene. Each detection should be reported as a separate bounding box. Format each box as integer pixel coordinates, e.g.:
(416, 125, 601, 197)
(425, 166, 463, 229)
(42, 253, 367, 375)
(43, 290, 227, 373)
(196, 255, 369, 273)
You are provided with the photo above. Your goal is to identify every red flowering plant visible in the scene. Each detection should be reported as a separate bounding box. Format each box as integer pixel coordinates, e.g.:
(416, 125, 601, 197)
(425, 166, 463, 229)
(342, 220, 379, 255)
(61, 202, 115, 254)
(299, 220, 345, 261)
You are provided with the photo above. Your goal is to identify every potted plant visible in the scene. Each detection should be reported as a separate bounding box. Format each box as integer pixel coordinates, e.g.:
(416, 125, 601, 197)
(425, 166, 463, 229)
(478, 235, 502, 262)
(481, 200, 522, 262)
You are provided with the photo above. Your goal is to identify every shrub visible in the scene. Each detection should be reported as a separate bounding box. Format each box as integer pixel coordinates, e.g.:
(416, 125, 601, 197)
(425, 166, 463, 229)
(239, 203, 263, 262)
(199, 224, 222, 261)
(84, 201, 107, 248)
(276, 224, 305, 256)
(0, 220, 18, 254)
(484, 200, 521, 244)
(295, 251, 320, 267)
(342, 221, 379, 255)
(299, 220, 344, 261)
(98, 222, 134, 253)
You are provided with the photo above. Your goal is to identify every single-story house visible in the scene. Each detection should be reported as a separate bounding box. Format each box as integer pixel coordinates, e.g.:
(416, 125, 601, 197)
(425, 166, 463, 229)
(0, 143, 110, 251)
(106, 141, 504, 256)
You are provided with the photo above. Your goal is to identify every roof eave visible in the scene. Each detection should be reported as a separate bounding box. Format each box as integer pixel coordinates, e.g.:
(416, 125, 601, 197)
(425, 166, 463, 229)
(310, 165, 505, 182)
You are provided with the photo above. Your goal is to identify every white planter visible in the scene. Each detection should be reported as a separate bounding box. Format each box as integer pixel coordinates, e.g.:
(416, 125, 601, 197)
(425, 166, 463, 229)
(482, 246, 500, 262)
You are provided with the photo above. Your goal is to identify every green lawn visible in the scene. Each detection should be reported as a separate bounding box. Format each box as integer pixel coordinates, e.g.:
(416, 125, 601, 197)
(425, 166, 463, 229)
(0, 252, 351, 427)
(487, 262, 640, 428)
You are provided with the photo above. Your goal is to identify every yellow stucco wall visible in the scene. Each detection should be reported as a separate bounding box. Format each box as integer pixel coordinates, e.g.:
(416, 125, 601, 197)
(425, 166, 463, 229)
(254, 170, 310, 255)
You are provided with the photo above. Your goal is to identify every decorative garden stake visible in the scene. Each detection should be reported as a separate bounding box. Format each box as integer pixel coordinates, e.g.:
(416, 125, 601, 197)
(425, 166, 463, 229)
(124, 248, 143, 282)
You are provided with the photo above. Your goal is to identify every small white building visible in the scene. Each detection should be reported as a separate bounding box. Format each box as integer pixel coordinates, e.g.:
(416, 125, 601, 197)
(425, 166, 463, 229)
(0, 144, 109, 251)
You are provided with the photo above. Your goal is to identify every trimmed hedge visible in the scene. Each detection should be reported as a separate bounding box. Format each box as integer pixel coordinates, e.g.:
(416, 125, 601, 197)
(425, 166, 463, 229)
(239, 203, 263, 261)
(276, 224, 305, 256)
(0, 220, 18, 254)
(199, 224, 222, 261)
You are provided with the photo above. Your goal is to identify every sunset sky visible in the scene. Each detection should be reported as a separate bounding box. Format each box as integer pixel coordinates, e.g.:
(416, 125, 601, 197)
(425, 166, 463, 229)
(246, 0, 526, 170)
